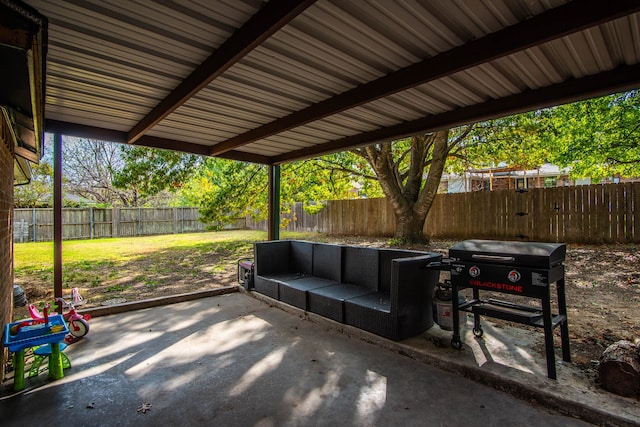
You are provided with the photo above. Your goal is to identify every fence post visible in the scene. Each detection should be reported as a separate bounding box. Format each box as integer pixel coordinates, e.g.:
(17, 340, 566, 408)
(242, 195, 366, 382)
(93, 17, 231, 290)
(138, 207, 142, 236)
(112, 207, 119, 238)
(32, 207, 37, 242)
(172, 207, 177, 234)
(89, 207, 94, 239)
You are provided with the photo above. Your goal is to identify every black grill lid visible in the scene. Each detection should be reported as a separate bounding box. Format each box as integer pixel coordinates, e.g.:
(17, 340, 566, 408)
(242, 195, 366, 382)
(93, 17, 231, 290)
(449, 240, 566, 269)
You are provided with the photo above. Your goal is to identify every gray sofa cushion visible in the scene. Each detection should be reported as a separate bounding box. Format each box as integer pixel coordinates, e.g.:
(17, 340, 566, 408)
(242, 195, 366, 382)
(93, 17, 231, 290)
(344, 293, 392, 338)
(307, 283, 374, 322)
(278, 276, 337, 310)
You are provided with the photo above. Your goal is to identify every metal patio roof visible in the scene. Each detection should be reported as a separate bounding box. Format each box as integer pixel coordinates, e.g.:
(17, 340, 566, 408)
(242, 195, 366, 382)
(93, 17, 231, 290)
(23, 0, 640, 165)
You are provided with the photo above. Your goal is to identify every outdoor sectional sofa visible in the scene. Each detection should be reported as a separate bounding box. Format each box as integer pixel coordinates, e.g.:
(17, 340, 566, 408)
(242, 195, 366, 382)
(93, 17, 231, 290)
(253, 240, 441, 341)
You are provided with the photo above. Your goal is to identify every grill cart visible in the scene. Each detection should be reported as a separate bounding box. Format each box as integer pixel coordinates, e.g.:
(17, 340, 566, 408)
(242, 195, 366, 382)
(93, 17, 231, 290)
(428, 240, 570, 379)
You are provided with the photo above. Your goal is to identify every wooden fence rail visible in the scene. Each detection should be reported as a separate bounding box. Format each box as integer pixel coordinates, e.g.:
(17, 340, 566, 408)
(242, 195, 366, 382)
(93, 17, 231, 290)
(247, 183, 639, 244)
(13, 207, 245, 242)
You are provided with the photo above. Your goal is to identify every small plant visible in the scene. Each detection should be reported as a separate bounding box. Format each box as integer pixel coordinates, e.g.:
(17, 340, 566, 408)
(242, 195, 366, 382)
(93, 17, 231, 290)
(37, 272, 52, 282)
(144, 279, 158, 289)
(78, 260, 94, 270)
(210, 265, 225, 273)
(90, 277, 101, 287)
(63, 271, 78, 283)
(106, 284, 128, 293)
(387, 237, 406, 247)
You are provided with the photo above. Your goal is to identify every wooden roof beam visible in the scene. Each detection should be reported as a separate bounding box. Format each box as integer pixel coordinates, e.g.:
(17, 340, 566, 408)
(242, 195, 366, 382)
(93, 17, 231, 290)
(126, 0, 317, 144)
(210, 0, 640, 156)
(46, 120, 271, 164)
(271, 63, 640, 164)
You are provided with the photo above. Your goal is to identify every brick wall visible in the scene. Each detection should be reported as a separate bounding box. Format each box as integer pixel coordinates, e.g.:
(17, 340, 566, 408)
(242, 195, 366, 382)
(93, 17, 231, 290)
(0, 114, 14, 383)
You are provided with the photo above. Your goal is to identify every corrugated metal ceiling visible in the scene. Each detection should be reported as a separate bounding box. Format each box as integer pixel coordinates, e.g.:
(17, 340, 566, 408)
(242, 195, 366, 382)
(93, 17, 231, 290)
(24, 0, 640, 164)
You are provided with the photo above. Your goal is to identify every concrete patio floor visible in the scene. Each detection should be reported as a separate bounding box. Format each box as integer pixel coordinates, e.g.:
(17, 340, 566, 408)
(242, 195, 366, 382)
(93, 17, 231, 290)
(0, 291, 636, 426)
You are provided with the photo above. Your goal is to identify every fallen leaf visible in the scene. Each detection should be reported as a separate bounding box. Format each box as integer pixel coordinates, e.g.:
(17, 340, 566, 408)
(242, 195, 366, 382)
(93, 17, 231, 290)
(137, 403, 152, 414)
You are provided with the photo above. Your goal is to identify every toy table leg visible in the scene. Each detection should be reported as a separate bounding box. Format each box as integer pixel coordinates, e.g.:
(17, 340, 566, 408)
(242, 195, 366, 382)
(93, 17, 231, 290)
(13, 350, 25, 391)
(48, 343, 64, 380)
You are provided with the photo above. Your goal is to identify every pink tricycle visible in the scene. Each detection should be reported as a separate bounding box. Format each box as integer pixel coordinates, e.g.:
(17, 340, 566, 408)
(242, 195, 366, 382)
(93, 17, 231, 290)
(29, 297, 91, 342)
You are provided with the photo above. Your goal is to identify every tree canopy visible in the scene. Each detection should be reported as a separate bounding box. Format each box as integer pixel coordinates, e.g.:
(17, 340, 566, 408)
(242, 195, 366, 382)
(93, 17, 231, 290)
(547, 91, 640, 179)
(458, 90, 640, 179)
(13, 161, 53, 208)
(172, 157, 358, 229)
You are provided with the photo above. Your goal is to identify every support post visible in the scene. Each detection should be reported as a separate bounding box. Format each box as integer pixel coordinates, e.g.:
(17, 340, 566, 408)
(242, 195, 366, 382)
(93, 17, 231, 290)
(53, 133, 63, 300)
(268, 164, 280, 241)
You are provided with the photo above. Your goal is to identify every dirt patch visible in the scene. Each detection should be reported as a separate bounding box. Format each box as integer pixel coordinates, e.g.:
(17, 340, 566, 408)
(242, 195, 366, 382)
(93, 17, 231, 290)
(12, 235, 640, 387)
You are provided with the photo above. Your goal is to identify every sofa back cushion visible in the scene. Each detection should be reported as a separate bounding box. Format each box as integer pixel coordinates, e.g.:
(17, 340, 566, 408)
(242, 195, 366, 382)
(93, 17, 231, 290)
(289, 241, 314, 274)
(255, 240, 313, 276)
(378, 249, 427, 293)
(313, 243, 342, 282)
(342, 246, 378, 291)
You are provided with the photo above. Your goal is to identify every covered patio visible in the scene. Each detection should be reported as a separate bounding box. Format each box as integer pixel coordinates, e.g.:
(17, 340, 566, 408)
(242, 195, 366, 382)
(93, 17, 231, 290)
(2, 291, 634, 425)
(2, 0, 640, 424)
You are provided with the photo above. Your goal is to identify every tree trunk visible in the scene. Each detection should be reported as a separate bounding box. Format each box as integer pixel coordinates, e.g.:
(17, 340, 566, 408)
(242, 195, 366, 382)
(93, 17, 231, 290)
(598, 340, 640, 397)
(394, 210, 427, 244)
(357, 129, 452, 245)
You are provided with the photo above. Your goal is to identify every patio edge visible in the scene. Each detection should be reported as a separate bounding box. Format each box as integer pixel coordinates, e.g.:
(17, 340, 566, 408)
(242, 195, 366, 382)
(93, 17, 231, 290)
(78, 286, 239, 318)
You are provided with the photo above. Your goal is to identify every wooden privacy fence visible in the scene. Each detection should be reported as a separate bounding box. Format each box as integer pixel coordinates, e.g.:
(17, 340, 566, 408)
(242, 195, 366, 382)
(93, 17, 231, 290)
(17, 183, 638, 243)
(13, 207, 244, 242)
(424, 182, 639, 243)
(247, 183, 639, 244)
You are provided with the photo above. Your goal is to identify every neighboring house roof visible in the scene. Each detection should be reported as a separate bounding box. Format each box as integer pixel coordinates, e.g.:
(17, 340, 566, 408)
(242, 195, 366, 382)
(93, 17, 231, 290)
(442, 164, 570, 180)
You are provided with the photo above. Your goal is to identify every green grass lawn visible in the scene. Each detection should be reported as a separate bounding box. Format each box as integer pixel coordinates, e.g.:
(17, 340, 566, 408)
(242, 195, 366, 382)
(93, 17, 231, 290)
(15, 230, 266, 269)
(13, 229, 326, 312)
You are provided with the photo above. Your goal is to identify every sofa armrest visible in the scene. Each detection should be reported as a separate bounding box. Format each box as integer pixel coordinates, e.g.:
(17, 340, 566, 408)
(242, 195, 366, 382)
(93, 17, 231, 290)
(390, 253, 442, 339)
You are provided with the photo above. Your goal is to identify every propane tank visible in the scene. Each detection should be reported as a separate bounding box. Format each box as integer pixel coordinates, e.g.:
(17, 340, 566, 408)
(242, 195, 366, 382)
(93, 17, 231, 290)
(433, 282, 466, 331)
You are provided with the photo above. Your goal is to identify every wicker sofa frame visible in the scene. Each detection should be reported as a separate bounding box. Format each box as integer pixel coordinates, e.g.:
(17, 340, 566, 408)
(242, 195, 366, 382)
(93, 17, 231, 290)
(253, 240, 441, 341)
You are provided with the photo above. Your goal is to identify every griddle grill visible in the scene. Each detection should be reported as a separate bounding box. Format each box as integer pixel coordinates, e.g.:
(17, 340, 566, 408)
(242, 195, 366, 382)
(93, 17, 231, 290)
(428, 240, 570, 379)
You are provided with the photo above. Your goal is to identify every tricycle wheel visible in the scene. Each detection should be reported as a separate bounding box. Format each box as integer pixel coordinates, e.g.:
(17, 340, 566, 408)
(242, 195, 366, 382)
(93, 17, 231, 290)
(69, 318, 89, 337)
(451, 338, 463, 350)
(472, 327, 484, 338)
